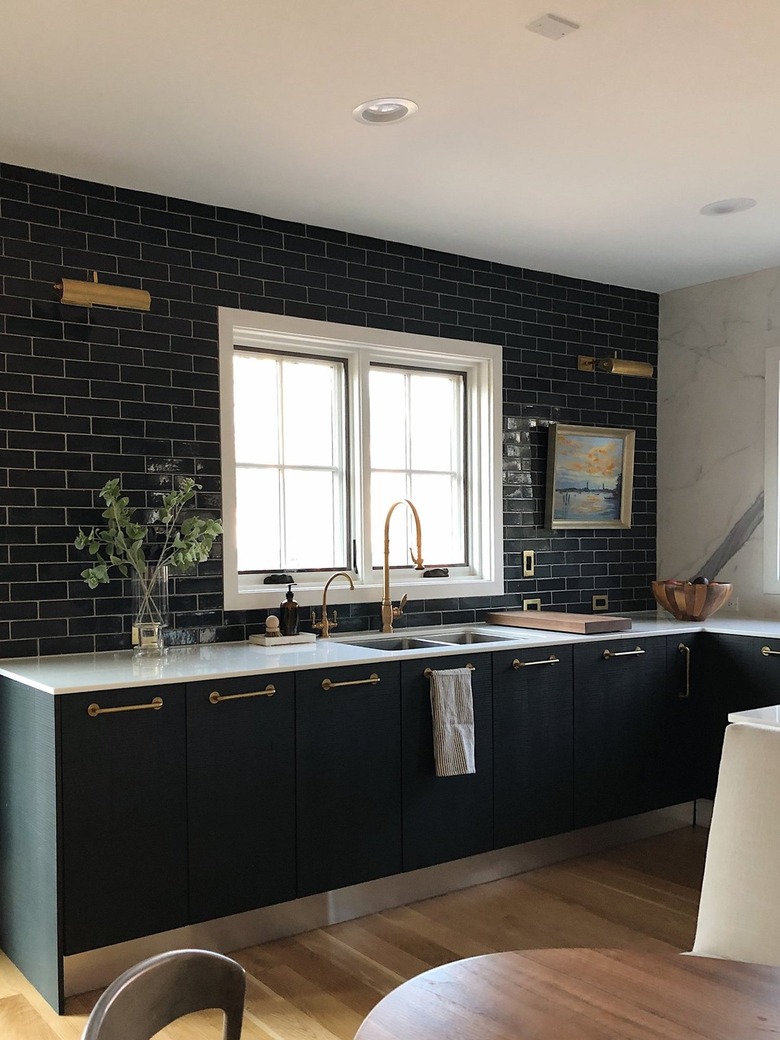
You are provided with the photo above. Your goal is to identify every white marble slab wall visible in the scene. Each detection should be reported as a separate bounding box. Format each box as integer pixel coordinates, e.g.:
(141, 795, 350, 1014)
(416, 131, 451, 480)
(659, 265, 780, 618)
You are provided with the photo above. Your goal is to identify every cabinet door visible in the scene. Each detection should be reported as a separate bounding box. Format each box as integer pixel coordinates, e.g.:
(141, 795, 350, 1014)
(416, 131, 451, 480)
(699, 633, 780, 797)
(493, 644, 573, 849)
(401, 652, 493, 872)
(187, 671, 295, 923)
(663, 633, 700, 806)
(296, 662, 402, 897)
(573, 637, 669, 828)
(59, 684, 187, 955)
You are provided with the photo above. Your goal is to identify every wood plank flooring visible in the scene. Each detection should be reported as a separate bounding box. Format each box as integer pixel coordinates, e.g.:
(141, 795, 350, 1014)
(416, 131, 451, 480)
(0, 825, 707, 1040)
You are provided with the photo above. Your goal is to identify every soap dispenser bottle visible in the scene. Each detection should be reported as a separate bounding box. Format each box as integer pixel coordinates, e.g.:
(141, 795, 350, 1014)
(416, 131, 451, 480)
(279, 583, 299, 636)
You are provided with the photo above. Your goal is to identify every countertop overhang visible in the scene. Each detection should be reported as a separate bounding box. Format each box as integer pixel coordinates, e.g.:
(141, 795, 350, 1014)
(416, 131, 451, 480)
(3, 612, 780, 695)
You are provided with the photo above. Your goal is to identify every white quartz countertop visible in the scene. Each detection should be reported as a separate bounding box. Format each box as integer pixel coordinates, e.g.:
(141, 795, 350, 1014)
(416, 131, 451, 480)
(3, 611, 780, 695)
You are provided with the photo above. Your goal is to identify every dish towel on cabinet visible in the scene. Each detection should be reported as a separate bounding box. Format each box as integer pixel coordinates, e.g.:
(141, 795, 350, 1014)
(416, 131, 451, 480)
(429, 668, 476, 777)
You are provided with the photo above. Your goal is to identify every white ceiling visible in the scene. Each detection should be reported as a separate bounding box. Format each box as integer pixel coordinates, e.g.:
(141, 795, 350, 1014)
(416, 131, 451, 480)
(2, 0, 779, 293)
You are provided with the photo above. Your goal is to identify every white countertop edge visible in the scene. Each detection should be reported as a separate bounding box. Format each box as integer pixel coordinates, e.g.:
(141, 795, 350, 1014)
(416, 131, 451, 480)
(2, 610, 777, 695)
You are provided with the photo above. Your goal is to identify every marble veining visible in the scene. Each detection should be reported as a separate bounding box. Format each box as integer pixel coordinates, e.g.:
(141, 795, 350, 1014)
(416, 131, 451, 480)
(659, 265, 780, 616)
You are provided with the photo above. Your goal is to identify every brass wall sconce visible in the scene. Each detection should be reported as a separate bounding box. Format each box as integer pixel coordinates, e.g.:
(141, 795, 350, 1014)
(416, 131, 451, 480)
(53, 271, 151, 311)
(578, 354, 654, 378)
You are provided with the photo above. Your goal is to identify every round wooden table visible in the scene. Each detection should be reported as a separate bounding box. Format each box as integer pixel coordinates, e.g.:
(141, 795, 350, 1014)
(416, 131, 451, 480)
(354, 948, 780, 1040)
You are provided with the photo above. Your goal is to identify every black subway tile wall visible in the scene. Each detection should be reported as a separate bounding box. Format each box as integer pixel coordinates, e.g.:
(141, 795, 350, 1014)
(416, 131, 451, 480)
(0, 163, 658, 657)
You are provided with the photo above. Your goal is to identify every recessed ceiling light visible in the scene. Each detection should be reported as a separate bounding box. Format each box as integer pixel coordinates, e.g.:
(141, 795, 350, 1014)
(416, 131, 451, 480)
(699, 197, 757, 216)
(352, 98, 418, 125)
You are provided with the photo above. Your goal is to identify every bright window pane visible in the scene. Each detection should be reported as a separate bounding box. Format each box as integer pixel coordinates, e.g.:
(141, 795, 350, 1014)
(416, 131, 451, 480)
(371, 471, 409, 567)
(234, 354, 278, 465)
(370, 369, 407, 470)
(410, 374, 459, 471)
(411, 473, 464, 564)
(370, 365, 465, 569)
(234, 348, 347, 572)
(285, 470, 344, 569)
(236, 468, 280, 571)
(283, 359, 339, 467)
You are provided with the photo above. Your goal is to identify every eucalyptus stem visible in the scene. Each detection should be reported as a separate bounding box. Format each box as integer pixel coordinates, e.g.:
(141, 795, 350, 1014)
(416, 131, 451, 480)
(75, 478, 223, 608)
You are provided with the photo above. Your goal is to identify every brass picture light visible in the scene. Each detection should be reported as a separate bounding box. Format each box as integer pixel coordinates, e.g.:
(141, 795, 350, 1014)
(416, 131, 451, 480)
(578, 354, 654, 378)
(53, 271, 151, 311)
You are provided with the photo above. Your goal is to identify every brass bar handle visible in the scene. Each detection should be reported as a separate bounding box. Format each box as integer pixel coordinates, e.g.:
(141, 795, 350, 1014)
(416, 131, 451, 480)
(602, 646, 645, 659)
(678, 642, 691, 699)
(424, 664, 475, 678)
(209, 685, 275, 704)
(321, 673, 381, 691)
(513, 655, 559, 669)
(87, 696, 163, 717)
(761, 645, 780, 657)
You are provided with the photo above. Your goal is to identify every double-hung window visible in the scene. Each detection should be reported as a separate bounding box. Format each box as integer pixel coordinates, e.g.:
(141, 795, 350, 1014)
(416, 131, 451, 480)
(219, 308, 503, 611)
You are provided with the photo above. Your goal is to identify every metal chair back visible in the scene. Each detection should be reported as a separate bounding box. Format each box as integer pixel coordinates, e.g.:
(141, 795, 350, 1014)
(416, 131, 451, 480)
(81, 948, 246, 1040)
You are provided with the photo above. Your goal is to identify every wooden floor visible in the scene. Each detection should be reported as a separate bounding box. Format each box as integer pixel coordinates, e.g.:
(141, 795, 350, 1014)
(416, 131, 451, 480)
(0, 825, 707, 1040)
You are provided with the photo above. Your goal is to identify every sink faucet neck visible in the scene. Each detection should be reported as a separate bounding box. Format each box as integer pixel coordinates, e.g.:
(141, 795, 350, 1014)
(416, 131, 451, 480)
(381, 499, 425, 633)
(312, 571, 354, 638)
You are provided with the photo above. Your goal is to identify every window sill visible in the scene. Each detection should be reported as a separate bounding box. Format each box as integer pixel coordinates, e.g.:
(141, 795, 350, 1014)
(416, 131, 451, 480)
(225, 573, 504, 612)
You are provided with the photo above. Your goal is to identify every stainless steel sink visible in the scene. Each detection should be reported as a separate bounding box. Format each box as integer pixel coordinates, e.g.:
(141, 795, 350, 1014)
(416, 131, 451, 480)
(338, 636, 450, 651)
(434, 630, 516, 644)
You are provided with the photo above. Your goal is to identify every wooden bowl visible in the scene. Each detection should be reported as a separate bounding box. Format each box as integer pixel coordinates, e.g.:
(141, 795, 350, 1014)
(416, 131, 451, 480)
(651, 580, 732, 621)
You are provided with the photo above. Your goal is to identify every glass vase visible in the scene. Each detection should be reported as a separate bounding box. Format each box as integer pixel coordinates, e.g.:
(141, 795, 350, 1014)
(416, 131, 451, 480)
(131, 565, 169, 657)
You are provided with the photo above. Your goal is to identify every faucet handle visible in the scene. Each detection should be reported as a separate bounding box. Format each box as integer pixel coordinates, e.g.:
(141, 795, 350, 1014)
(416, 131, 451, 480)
(393, 594, 408, 621)
(409, 547, 425, 569)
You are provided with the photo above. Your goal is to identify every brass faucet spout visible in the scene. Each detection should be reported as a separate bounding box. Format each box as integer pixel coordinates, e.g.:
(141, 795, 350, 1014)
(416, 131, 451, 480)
(312, 571, 355, 638)
(381, 499, 425, 633)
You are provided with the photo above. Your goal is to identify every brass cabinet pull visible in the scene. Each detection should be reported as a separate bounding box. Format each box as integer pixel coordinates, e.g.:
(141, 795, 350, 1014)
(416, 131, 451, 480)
(424, 664, 475, 678)
(322, 673, 381, 691)
(512, 655, 559, 669)
(677, 642, 691, 698)
(761, 645, 780, 657)
(87, 696, 163, 717)
(209, 685, 275, 704)
(602, 646, 645, 659)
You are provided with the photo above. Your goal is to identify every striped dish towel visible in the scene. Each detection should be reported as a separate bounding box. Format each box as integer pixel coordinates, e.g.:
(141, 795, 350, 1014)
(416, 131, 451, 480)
(429, 668, 476, 777)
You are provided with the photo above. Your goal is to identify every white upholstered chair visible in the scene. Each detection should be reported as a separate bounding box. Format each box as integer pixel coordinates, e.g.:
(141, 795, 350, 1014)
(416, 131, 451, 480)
(691, 721, 780, 966)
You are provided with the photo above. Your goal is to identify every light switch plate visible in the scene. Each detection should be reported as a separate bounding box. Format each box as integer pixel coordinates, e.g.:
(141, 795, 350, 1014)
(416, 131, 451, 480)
(522, 549, 535, 577)
(523, 598, 542, 611)
(592, 594, 609, 612)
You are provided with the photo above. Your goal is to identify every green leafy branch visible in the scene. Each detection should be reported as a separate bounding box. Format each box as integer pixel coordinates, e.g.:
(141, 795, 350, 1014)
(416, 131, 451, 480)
(75, 478, 223, 611)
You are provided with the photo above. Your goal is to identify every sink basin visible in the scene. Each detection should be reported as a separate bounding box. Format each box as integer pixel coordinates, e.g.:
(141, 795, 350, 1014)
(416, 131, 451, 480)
(434, 630, 517, 644)
(338, 636, 449, 651)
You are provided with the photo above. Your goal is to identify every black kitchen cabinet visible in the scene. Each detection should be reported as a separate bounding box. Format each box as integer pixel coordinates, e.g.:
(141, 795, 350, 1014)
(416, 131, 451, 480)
(662, 632, 700, 806)
(401, 652, 493, 871)
(698, 632, 780, 797)
(573, 637, 672, 828)
(295, 661, 402, 896)
(187, 671, 296, 923)
(492, 644, 574, 849)
(59, 684, 188, 955)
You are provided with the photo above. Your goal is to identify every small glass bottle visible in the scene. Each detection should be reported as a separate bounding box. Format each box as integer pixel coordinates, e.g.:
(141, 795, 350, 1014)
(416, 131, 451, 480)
(279, 583, 299, 636)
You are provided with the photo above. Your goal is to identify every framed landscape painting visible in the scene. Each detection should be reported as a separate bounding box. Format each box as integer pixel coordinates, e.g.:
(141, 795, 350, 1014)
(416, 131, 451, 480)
(545, 423, 635, 529)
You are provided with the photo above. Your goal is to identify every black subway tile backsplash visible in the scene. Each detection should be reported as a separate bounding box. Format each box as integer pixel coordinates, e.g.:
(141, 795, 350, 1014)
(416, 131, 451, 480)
(0, 164, 657, 656)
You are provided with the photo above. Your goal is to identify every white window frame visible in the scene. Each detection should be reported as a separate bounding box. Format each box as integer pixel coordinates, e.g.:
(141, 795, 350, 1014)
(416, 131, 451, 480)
(764, 345, 780, 593)
(218, 307, 504, 611)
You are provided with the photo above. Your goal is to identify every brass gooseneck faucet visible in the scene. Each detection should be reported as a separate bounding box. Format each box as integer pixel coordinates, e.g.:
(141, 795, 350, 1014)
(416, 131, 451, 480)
(311, 571, 355, 638)
(381, 499, 425, 633)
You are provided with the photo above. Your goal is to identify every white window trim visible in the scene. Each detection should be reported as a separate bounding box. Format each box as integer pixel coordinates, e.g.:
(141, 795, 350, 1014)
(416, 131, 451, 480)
(764, 345, 780, 593)
(218, 307, 504, 612)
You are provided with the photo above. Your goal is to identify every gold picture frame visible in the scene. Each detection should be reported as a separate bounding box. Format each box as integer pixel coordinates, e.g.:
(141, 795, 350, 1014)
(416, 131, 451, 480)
(545, 423, 635, 529)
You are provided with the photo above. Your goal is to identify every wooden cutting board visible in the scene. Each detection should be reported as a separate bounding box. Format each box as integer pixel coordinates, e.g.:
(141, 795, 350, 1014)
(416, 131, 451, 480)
(485, 610, 632, 634)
